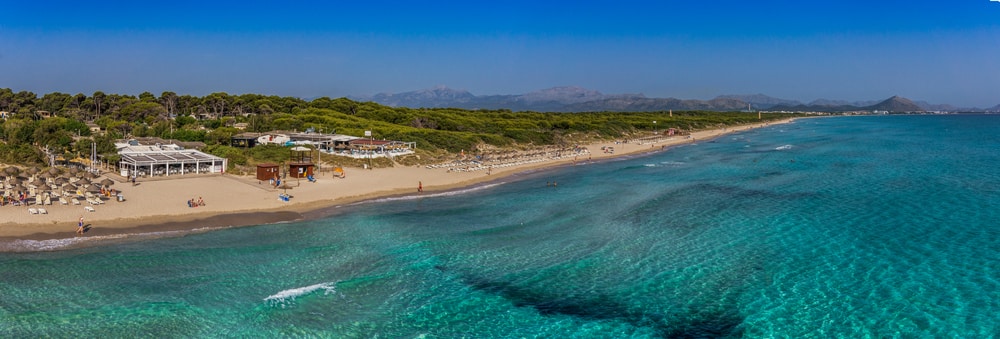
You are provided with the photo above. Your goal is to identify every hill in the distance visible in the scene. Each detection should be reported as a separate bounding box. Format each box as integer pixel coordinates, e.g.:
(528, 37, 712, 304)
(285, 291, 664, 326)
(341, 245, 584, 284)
(351, 86, 980, 113)
(769, 95, 924, 113)
(352, 86, 756, 112)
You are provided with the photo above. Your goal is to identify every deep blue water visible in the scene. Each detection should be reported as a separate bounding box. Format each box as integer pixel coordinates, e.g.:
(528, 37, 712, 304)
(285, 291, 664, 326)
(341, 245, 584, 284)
(2, 115, 999, 337)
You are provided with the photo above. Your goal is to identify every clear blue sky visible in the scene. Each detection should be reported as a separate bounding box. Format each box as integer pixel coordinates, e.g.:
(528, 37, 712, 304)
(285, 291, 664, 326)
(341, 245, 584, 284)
(2, 1, 998, 107)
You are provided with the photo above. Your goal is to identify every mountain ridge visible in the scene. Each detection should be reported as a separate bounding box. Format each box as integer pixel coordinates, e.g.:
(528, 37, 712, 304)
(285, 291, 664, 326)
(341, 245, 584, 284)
(350, 86, 982, 113)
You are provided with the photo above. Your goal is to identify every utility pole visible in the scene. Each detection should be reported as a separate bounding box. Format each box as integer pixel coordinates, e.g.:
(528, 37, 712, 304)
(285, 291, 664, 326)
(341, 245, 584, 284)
(365, 130, 373, 170)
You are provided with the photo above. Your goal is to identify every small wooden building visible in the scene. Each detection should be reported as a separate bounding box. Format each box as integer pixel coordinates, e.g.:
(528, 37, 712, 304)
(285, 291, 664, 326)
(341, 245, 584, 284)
(288, 162, 314, 178)
(256, 163, 279, 181)
(231, 135, 258, 148)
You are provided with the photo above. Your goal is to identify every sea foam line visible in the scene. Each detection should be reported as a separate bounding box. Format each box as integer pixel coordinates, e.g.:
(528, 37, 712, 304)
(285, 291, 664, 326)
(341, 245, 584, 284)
(0, 226, 228, 252)
(348, 182, 507, 206)
(264, 282, 338, 304)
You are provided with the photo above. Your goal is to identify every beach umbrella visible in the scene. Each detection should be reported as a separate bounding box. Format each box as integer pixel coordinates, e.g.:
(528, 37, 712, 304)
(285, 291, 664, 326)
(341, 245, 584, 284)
(4, 166, 20, 175)
(26, 166, 40, 175)
(86, 185, 102, 193)
(47, 167, 60, 175)
(30, 178, 46, 187)
(8, 178, 22, 185)
(76, 178, 92, 186)
(69, 167, 79, 175)
(100, 178, 115, 187)
(54, 177, 68, 185)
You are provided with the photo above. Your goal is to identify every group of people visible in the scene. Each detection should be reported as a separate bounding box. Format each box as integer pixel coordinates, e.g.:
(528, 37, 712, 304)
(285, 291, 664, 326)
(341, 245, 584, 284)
(0, 193, 28, 206)
(187, 197, 205, 207)
(100, 187, 117, 198)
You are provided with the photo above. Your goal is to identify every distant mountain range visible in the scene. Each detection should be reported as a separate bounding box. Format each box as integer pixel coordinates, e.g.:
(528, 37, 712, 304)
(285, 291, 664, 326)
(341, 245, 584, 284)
(349, 86, 996, 113)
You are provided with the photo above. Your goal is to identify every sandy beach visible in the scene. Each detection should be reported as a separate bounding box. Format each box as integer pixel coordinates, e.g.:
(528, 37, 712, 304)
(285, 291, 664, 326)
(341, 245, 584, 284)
(0, 119, 795, 247)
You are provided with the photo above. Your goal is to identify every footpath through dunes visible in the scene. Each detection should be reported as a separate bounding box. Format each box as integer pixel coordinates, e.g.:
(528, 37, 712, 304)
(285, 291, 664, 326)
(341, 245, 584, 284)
(0, 119, 797, 249)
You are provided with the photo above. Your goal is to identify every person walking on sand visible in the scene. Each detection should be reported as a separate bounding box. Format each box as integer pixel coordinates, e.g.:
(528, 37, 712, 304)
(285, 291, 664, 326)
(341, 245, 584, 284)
(76, 216, 85, 234)
(418, 181, 423, 193)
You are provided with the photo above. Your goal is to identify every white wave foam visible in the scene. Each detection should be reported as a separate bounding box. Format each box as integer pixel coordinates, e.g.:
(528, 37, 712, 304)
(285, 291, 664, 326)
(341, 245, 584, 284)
(775, 145, 793, 150)
(644, 164, 656, 167)
(0, 226, 228, 252)
(349, 182, 506, 206)
(660, 161, 686, 166)
(264, 282, 338, 305)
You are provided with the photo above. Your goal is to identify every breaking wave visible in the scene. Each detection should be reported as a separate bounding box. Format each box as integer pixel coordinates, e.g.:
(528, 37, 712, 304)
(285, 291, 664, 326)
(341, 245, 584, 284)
(264, 282, 338, 307)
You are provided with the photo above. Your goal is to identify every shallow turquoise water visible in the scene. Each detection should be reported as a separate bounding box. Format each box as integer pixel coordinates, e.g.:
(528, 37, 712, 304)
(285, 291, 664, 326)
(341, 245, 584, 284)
(2, 115, 999, 337)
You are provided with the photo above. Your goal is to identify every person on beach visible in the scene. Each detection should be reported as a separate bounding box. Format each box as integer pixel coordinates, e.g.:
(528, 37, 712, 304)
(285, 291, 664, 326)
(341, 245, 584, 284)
(76, 216, 84, 234)
(418, 181, 423, 192)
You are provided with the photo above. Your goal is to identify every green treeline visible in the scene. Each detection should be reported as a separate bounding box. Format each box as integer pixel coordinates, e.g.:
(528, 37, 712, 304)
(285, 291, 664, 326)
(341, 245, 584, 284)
(0, 88, 799, 165)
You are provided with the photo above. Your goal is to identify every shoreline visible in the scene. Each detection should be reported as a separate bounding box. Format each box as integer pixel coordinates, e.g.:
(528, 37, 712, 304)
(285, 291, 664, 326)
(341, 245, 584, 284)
(0, 118, 798, 252)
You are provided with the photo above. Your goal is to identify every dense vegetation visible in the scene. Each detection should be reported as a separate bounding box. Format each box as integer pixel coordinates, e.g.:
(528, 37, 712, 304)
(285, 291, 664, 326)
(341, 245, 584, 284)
(0, 88, 799, 167)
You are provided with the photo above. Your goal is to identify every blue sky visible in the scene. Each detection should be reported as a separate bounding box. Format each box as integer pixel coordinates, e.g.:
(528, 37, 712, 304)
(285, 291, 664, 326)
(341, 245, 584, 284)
(2, 1, 998, 107)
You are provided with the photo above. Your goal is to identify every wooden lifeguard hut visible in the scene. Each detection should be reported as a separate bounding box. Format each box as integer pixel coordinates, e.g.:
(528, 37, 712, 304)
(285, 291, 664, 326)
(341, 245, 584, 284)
(288, 146, 315, 179)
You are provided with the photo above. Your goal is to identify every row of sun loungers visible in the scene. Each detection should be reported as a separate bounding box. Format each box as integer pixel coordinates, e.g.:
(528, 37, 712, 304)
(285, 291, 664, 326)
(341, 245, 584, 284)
(25, 205, 95, 214)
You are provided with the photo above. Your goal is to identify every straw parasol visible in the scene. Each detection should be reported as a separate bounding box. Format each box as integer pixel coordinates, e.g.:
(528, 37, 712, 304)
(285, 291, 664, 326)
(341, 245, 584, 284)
(4, 166, 20, 176)
(278, 182, 295, 194)
(76, 177, 92, 186)
(100, 178, 116, 187)
(26, 166, 40, 175)
(30, 178, 46, 188)
(48, 167, 60, 175)
(86, 185, 102, 193)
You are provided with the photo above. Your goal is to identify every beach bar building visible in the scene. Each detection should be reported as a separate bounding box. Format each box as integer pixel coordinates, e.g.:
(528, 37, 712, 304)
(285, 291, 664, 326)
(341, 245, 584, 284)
(117, 144, 227, 178)
(231, 134, 259, 148)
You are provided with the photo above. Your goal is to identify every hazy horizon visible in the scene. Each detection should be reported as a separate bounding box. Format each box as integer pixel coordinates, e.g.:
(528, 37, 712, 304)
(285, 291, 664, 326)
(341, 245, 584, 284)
(2, 1, 998, 107)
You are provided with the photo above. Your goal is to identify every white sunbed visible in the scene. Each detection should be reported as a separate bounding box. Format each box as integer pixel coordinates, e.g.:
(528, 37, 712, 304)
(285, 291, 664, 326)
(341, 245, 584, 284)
(71, 198, 81, 205)
(38, 208, 47, 214)
(84, 206, 95, 212)
(28, 208, 38, 214)
(59, 197, 68, 205)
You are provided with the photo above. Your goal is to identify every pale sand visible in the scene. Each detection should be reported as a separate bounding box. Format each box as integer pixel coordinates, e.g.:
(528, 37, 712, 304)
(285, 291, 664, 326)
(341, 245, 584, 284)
(0, 119, 795, 244)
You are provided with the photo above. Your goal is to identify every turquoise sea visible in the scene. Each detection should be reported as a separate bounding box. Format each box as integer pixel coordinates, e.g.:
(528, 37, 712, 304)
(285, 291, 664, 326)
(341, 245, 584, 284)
(2, 115, 999, 338)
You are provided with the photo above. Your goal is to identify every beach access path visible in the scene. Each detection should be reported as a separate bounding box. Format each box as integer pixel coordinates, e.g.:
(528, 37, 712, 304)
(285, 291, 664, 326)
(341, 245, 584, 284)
(0, 119, 795, 242)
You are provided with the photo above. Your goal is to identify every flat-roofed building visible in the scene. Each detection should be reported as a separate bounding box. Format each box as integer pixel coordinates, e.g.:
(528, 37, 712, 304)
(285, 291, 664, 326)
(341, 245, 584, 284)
(117, 143, 227, 178)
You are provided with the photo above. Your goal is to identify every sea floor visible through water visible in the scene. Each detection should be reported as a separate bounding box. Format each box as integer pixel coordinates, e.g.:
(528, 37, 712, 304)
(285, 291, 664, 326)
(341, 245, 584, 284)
(1, 114, 998, 337)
